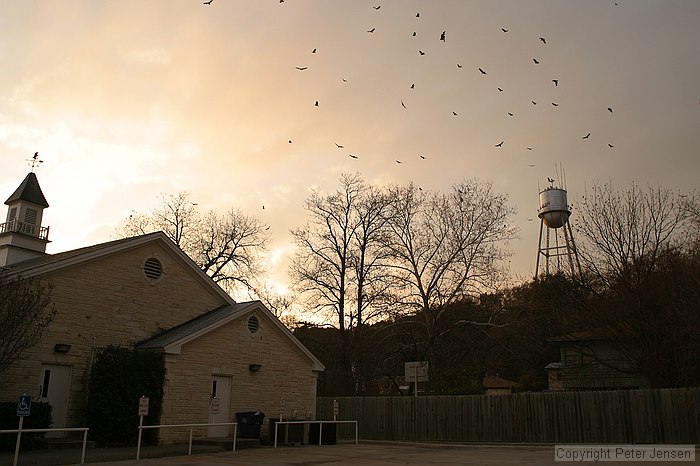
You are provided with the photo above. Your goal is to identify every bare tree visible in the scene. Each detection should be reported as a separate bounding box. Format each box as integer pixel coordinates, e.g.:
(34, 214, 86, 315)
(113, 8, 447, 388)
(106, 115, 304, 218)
(115, 191, 269, 296)
(0, 272, 56, 376)
(290, 173, 391, 331)
(574, 183, 692, 291)
(571, 183, 700, 387)
(383, 180, 517, 381)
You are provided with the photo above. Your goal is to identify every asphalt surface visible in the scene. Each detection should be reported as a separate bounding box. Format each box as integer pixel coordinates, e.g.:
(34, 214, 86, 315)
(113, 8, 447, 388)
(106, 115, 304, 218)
(2, 442, 697, 466)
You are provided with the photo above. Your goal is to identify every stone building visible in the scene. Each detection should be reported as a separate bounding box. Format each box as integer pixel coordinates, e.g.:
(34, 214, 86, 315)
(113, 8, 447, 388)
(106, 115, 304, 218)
(0, 172, 324, 442)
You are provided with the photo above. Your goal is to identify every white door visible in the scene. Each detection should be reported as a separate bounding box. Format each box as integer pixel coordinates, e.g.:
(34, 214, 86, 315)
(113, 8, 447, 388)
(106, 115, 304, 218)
(37, 364, 72, 437)
(207, 375, 231, 437)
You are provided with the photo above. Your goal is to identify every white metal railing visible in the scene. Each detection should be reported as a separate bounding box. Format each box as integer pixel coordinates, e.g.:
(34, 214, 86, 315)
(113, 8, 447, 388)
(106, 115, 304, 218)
(136, 422, 237, 459)
(0, 427, 89, 466)
(273, 420, 358, 448)
(0, 220, 49, 240)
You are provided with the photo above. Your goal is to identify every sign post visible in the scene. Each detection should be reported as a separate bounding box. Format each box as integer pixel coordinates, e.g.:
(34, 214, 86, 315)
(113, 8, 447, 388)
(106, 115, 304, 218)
(13, 395, 32, 466)
(404, 361, 429, 397)
(136, 396, 149, 460)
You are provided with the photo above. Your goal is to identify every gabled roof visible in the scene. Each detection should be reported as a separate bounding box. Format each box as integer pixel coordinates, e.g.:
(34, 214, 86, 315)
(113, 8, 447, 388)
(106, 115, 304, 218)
(136, 300, 325, 372)
(5, 231, 234, 304)
(5, 172, 49, 207)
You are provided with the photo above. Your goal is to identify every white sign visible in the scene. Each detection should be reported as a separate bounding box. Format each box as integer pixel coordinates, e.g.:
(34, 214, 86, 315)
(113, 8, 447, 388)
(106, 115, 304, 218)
(405, 361, 429, 382)
(138, 396, 149, 417)
(279, 399, 286, 417)
(211, 397, 220, 415)
(333, 399, 339, 416)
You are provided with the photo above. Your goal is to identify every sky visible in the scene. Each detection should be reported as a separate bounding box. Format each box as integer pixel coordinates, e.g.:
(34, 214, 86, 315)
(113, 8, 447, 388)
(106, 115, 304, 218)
(1, 0, 699, 297)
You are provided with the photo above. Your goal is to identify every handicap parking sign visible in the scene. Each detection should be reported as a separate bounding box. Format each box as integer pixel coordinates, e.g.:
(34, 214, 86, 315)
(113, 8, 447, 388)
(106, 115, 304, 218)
(17, 395, 32, 417)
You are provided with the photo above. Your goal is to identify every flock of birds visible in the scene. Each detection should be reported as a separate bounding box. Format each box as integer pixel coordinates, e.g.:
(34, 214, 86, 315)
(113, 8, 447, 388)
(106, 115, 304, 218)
(201, 2, 622, 172)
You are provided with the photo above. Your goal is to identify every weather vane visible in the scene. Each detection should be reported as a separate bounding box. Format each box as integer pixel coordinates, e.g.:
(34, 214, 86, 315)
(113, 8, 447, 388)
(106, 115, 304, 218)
(26, 151, 43, 172)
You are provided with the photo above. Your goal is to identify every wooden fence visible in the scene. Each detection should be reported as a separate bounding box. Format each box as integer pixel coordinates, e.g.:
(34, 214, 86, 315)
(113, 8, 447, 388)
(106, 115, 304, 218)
(318, 387, 700, 443)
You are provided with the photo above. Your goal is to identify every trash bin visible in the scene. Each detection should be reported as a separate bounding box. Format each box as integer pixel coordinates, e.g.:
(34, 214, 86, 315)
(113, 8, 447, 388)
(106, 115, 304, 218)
(235, 411, 265, 439)
(269, 419, 305, 445)
(308, 422, 336, 445)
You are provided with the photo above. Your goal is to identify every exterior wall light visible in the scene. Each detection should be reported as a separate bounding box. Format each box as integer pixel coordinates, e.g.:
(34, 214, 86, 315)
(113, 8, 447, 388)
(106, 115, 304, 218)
(248, 364, 262, 372)
(54, 343, 71, 353)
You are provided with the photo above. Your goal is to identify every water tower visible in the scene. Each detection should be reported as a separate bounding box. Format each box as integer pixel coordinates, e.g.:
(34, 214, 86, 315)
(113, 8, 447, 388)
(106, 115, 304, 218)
(535, 178, 581, 279)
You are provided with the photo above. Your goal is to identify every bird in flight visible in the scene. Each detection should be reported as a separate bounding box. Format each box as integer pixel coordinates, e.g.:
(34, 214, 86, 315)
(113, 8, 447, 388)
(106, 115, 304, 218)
(440, 31, 446, 42)
(498, 87, 503, 92)
(288, 140, 292, 144)
(412, 32, 416, 37)
(608, 143, 614, 148)
(401, 100, 407, 109)
(349, 154, 358, 159)
(420, 154, 426, 159)
(552, 102, 559, 107)
(373, 5, 380, 9)
(342, 77, 347, 82)
(314, 101, 319, 107)
(528, 163, 535, 167)
(457, 63, 462, 68)
(203, 0, 213, 4)
(419, 50, 425, 55)
(495, 141, 504, 147)
(608, 107, 613, 113)
(452, 111, 458, 116)
(552, 79, 559, 86)
(533, 58, 540, 64)
(479, 68, 487, 75)
(582, 132, 591, 139)
(296, 66, 307, 71)
(367, 28, 375, 33)
(532, 101, 537, 105)
(410, 83, 415, 89)
(540, 37, 547, 44)
(396, 160, 403, 164)
(508, 112, 514, 116)
(335, 143, 344, 148)
(312, 48, 316, 53)
(527, 148, 533, 152)
(502, 28, 508, 33)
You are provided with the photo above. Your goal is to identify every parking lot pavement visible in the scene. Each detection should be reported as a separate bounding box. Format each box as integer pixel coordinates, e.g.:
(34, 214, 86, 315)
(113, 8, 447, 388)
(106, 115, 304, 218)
(7, 442, 697, 466)
(84, 443, 558, 466)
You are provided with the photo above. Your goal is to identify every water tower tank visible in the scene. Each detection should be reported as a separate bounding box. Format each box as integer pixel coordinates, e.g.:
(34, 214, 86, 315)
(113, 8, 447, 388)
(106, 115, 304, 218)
(538, 187, 570, 229)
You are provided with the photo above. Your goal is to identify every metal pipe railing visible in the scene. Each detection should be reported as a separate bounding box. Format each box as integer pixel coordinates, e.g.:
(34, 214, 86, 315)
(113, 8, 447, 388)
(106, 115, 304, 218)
(0, 427, 89, 466)
(273, 420, 358, 448)
(136, 422, 237, 459)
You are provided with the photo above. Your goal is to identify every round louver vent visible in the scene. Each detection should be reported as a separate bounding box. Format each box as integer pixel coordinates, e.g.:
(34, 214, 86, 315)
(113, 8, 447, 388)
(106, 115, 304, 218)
(144, 258, 163, 281)
(247, 315, 260, 334)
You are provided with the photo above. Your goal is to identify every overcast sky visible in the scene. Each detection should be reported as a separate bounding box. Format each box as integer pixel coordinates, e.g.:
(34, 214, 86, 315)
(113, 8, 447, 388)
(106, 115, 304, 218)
(2, 1, 699, 295)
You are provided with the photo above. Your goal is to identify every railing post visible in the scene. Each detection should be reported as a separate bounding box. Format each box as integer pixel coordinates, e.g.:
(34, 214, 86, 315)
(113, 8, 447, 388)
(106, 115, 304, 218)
(188, 425, 194, 455)
(318, 421, 323, 446)
(233, 424, 237, 452)
(80, 428, 89, 464)
(274, 422, 279, 448)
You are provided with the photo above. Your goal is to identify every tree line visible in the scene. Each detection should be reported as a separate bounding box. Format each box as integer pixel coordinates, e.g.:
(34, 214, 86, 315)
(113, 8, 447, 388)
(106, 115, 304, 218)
(2, 175, 698, 394)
